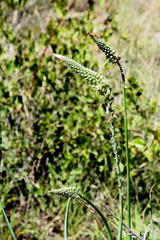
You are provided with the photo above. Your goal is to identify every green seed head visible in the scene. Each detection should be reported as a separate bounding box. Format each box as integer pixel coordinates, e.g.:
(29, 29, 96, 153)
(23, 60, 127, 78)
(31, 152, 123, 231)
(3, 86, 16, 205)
(54, 54, 111, 97)
(50, 187, 81, 198)
(88, 32, 120, 64)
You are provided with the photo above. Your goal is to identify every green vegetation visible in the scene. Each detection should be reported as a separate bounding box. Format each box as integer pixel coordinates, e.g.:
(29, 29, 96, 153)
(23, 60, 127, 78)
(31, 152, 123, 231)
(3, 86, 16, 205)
(0, 0, 160, 239)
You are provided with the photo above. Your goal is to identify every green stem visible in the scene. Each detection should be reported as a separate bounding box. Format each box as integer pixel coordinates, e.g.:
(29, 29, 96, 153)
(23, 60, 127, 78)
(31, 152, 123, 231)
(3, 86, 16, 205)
(117, 61, 131, 238)
(109, 120, 123, 240)
(79, 194, 113, 240)
(105, 206, 144, 240)
(64, 197, 71, 240)
(0, 200, 17, 240)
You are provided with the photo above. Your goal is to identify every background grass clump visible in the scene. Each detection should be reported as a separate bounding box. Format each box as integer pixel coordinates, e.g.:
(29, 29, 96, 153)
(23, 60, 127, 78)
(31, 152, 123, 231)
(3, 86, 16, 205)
(0, 0, 160, 239)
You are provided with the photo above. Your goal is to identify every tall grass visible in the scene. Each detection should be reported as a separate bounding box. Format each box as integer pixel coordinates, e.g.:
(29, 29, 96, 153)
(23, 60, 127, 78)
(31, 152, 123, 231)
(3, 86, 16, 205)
(53, 34, 143, 239)
(53, 187, 113, 240)
(89, 33, 131, 238)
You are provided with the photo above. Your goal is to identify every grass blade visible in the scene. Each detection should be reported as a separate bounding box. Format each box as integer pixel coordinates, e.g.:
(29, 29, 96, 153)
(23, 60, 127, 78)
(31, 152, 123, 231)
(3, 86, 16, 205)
(0, 200, 17, 240)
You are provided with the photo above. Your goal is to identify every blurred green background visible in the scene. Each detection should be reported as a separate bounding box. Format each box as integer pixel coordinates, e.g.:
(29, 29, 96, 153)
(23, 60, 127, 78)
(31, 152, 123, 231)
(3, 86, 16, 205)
(0, 0, 160, 239)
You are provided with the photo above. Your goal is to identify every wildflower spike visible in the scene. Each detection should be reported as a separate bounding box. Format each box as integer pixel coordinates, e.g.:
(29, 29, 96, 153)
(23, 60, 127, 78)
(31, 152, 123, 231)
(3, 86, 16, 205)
(54, 54, 111, 97)
(88, 32, 120, 64)
(50, 187, 81, 199)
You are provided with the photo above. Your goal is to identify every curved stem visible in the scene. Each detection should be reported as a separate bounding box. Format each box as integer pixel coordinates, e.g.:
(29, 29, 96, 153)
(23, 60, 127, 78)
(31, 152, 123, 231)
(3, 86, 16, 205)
(105, 206, 144, 240)
(79, 194, 113, 240)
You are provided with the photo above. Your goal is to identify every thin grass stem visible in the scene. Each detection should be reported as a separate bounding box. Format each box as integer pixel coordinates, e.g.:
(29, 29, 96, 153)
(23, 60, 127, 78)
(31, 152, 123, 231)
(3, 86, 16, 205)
(109, 119, 123, 240)
(104, 93, 123, 240)
(64, 197, 72, 240)
(149, 185, 155, 240)
(79, 194, 113, 240)
(117, 61, 131, 239)
(0, 200, 17, 240)
(105, 206, 144, 240)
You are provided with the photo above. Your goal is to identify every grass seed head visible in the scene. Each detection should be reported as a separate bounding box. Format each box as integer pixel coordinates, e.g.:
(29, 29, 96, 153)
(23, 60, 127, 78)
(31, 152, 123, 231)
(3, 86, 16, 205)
(54, 54, 111, 97)
(88, 32, 120, 64)
(50, 187, 81, 199)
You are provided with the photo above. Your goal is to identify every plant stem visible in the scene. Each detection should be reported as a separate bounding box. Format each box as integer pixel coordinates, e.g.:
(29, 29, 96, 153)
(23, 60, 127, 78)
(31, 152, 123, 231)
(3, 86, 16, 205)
(79, 194, 113, 240)
(0, 200, 17, 240)
(64, 197, 71, 240)
(105, 93, 123, 240)
(109, 119, 123, 240)
(117, 61, 131, 238)
(105, 206, 144, 240)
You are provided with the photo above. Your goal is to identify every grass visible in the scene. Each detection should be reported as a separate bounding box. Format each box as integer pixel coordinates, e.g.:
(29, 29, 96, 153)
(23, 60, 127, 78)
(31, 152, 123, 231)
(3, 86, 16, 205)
(53, 34, 152, 239)
(0, 0, 160, 239)
(0, 200, 17, 240)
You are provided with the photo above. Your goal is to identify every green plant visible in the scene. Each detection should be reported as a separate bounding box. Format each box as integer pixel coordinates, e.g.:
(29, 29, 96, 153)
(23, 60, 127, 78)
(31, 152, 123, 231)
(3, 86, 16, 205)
(89, 32, 130, 239)
(52, 187, 112, 240)
(1, 1, 159, 239)
(53, 34, 140, 239)
(52, 187, 144, 240)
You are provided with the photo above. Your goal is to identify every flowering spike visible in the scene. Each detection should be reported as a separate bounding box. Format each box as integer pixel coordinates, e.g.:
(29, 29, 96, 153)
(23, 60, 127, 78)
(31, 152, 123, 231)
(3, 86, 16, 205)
(88, 32, 120, 64)
(50, 187, 81, 198)
(54, 54, 111, 97)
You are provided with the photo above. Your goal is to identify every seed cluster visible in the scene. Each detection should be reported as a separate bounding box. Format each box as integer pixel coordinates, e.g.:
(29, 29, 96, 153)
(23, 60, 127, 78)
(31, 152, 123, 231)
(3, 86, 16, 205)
(51, 187, 81, 198)
(89, 33, 120, 64)
(54, 54, 111, 97)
